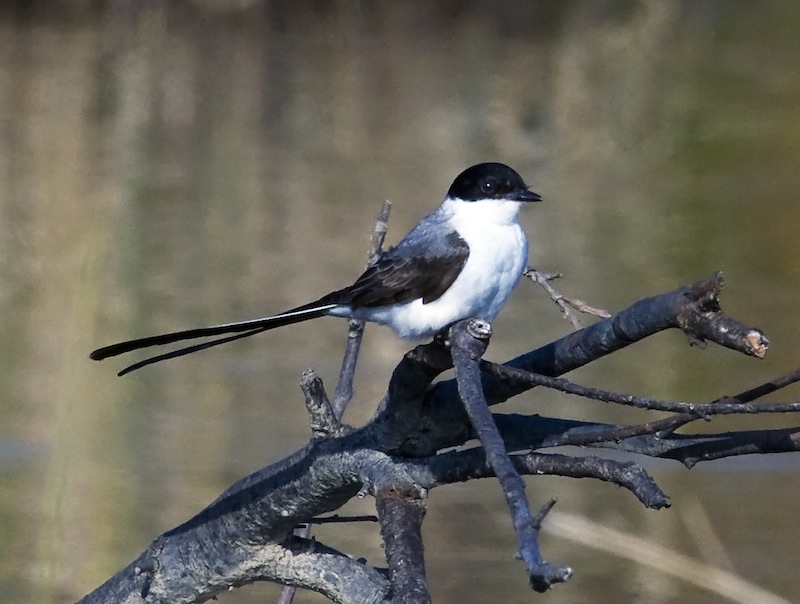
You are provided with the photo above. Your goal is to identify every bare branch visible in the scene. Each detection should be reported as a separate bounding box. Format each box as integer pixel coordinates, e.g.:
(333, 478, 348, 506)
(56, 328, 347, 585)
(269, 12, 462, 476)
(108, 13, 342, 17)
(450, 319, 572, 592)
(78, 274, 798, 603)
(301, 369, 339, 439)
(333, 200, 392, 415)
(475, 272, 768, 409)
(375, 485, 430, 604)
(493, 414, 800, 468)
(410, 448, 669, 510)
(524, 268, 611, 328)
(481, 361, 800, 416)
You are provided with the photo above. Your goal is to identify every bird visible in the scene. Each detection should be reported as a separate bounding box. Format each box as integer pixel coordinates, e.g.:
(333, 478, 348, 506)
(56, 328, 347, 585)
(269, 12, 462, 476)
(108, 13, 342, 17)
(91, 162, 542, 375)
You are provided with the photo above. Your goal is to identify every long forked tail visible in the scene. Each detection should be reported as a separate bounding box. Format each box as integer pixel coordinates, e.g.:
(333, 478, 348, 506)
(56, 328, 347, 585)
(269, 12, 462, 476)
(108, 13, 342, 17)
(90, 302, 339, 375)
(114, 328, 269, 376)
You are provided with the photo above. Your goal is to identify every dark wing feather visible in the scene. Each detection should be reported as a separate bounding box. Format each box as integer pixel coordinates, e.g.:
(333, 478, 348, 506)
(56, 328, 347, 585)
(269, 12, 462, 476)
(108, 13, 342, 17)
(326, 231, 469, 310)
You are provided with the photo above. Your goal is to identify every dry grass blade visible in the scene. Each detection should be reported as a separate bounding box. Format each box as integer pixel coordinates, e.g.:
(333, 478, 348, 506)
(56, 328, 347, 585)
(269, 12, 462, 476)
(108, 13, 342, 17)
(544, 511, 793, 604)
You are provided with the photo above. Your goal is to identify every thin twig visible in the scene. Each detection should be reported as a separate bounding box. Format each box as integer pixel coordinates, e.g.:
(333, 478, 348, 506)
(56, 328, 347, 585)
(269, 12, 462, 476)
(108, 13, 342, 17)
(482, 361, 800, 416)
(332, 200, 392, 416)
(524, 268, 610, 329)
(491, 368, 800, 455)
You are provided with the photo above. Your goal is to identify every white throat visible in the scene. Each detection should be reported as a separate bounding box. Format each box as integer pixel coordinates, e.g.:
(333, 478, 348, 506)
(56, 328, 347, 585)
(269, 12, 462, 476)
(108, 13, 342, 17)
(439, 196, 523, 228)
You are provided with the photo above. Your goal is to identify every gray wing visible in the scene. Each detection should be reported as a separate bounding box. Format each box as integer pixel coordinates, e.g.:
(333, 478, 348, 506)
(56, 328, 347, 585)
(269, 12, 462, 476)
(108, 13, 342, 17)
(323, 228, 469, 309)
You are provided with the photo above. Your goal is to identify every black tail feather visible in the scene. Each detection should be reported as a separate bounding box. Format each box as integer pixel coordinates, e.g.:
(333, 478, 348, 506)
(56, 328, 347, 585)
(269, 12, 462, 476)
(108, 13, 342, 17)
(90, 303, 337, 364)
(117, 328, 268, 376)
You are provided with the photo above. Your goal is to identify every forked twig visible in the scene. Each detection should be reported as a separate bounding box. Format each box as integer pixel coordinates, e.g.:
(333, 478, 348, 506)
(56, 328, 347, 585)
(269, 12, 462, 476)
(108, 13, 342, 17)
(524, 268, 610, 329)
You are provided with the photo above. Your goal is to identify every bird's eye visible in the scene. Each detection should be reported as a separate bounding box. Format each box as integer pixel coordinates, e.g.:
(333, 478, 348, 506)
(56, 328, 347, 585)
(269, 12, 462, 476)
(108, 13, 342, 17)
(481, 178, 497, 195)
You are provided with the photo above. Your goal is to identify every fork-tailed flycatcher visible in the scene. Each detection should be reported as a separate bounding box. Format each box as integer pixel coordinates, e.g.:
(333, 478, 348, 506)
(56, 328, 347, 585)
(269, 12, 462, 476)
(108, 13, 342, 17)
(91, 162, 542, 375)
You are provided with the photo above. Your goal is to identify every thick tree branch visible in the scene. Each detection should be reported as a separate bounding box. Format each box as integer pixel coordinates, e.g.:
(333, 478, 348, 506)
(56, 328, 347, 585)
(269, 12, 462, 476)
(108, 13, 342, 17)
(485, 271, 767, 405)
(375, 485, 430, 604)
(406, 448, 669, 510)
(393, 273, 769, 457)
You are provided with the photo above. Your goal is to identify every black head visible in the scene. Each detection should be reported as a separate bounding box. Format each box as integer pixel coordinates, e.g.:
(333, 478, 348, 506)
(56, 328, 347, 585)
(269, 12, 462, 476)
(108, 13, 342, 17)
(446, 162, 542, 202)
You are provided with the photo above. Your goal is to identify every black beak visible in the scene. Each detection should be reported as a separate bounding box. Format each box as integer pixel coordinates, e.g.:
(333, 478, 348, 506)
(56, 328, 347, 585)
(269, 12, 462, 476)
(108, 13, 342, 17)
(514, 188, 543, 202)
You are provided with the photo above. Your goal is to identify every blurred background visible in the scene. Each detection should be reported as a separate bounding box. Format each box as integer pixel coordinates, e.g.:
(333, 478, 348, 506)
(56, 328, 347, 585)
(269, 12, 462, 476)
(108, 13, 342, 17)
(1, 1, 799, 602)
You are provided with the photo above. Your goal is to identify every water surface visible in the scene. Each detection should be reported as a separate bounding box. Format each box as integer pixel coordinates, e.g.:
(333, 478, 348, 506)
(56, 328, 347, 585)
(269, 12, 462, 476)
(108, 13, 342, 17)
(1, 3, 799, 603)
